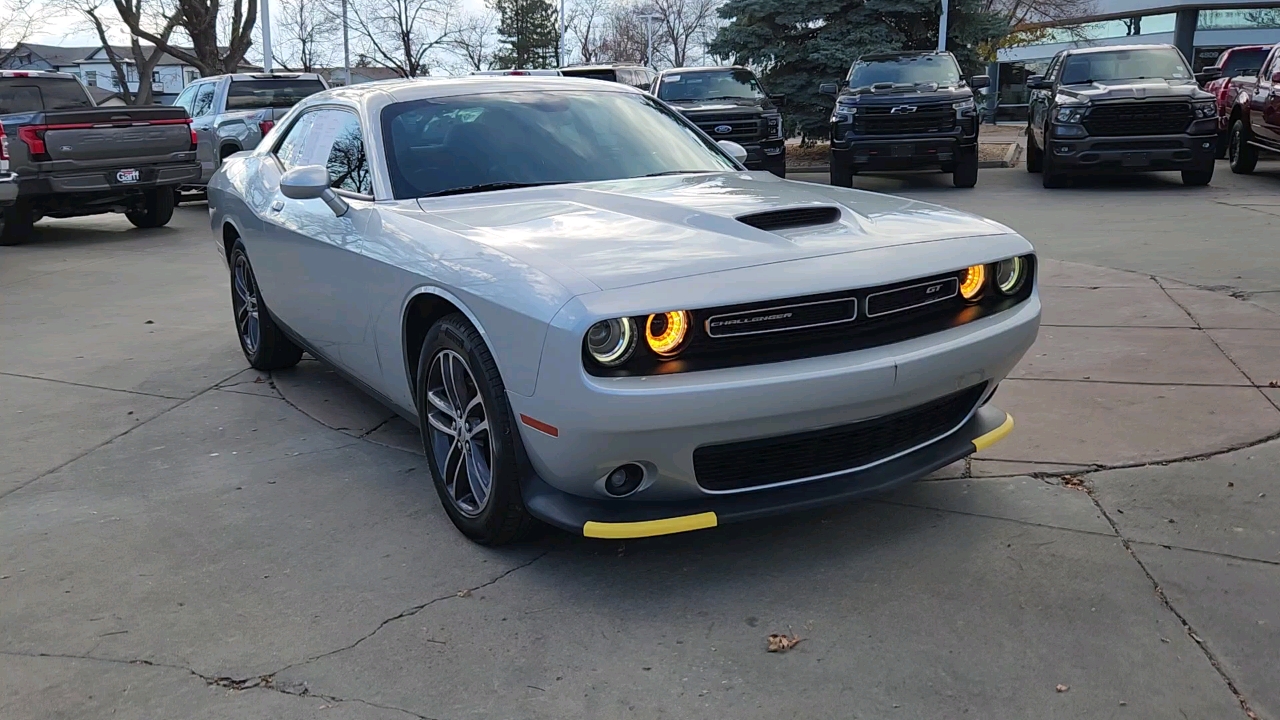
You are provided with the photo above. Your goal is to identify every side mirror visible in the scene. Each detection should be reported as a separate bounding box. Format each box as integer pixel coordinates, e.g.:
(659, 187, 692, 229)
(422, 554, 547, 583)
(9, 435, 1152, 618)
(1272, 70, 1280, 84)
(969, 75, 991, 90)
(818, 82, 839, 96)
(717, 140, 749, 165)
(1026, 75, 1050, 91)
(280, 165, 348, 217)
(1195, 67, 1222, 85)
(769, 93, 787, 107)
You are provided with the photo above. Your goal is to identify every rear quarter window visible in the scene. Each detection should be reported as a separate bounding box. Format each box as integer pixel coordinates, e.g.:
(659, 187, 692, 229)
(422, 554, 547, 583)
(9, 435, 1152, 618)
(0, 78, 93, 114)
(226, 79, 326, 110)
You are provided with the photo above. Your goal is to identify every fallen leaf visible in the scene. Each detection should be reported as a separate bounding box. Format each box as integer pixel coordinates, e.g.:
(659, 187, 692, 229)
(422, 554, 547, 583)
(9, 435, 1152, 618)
(1061, 475, 1087, 491)
(767, 632, 804, 653)
(457, 589, 472, 598)
(1268, 381, 1278, 388)
(1055, 684, 1070, 693)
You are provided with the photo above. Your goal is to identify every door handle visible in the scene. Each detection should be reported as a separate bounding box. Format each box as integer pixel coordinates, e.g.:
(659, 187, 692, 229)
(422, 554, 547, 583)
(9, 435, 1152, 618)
(270, 200, 284, 212)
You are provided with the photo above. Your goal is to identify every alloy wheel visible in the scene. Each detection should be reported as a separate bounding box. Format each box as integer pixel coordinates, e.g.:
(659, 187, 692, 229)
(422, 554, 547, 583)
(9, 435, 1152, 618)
(232, 255, 261, 354)
(425, 349, 494, 517)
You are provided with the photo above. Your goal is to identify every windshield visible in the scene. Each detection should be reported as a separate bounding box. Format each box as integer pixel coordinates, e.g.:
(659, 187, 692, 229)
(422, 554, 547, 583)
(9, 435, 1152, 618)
(0, 77, 93, 114)
(656, 69, 764, 102)
(847, 55, 962, 90)
(381, 90, 738, 199)
(1220, 48, 1270, 76)
(226, 79, 325, 110)
(1060, 48, 1192, 84)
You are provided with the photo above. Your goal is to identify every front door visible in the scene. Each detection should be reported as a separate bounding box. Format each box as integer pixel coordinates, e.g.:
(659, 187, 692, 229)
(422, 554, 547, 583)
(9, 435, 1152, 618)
(188, 82, 219, 182)
(255, 107, 375, 372)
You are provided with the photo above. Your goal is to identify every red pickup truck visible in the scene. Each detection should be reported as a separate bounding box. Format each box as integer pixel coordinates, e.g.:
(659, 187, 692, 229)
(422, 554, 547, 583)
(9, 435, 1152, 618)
(1197, 45, 1273, 157)
(1219, 43, 1280, 174)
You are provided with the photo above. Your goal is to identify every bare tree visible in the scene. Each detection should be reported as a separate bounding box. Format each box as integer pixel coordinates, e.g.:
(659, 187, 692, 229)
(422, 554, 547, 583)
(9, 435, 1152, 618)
(449, 10, 498, 71)
(348, 0, 460, 77)
(114, 0, 259, 76)
(57, 0, 181, 104)
(564, 0, 609, 64)
(0, 0, 43, 67)
(647, 0, 715, 68)
(596, 2, 649, 64)
(275, 0, 339, 71)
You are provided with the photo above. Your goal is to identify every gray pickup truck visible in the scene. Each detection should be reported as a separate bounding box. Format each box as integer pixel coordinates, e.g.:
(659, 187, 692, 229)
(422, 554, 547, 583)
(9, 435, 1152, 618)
(1, 70, 199, 245)
(172, 72, 327, 195)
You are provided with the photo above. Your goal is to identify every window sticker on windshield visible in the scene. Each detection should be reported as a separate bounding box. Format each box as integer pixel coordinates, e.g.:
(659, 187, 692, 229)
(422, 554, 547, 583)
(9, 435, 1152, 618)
(666, 75, 680, 82)
(1173, 72, 1184, 78)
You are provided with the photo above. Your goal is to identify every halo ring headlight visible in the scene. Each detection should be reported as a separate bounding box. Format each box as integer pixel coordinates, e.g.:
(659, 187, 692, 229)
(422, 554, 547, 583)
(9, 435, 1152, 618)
(959, 264, 986, 301)
(645, 311, 691, 357)
(586, 318, 637, 366)
(995, 257, 1027, 295)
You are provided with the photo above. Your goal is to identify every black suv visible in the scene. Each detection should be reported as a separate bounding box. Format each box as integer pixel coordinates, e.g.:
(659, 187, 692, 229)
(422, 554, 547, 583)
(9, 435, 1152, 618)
(653, 66, 787, 177)
(560, 64, 656, 90)
(820, 51, 988, 188)
(1025, 44, 1218, 187)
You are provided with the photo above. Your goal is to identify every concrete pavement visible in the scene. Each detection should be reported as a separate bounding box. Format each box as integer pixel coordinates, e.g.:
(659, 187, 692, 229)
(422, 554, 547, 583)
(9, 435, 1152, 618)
(2, 166, 1279, 719)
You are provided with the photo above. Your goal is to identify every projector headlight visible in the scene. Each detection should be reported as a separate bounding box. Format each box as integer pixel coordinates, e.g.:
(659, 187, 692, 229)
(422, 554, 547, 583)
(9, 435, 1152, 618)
(645, 311, 691, 357)
(586, 318, 637, 366)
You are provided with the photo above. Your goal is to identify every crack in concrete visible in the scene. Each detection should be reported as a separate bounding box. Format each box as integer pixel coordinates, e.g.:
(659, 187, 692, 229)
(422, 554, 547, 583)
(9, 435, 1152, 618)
(875, 497, 1118, 538)
(0, 370, 187, 400)
(1127, 540, 1280, 569)
(1008, 376, 1272, 389)
(1083, 492, 1262, 719)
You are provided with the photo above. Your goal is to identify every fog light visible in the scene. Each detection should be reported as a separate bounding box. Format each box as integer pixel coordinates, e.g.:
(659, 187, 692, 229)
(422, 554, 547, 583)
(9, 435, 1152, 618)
(1202, 142, 1212, 149)
(1055, 145, 1072, 155)
(604, 464, 644, 497)
(960, 265, 986, 301)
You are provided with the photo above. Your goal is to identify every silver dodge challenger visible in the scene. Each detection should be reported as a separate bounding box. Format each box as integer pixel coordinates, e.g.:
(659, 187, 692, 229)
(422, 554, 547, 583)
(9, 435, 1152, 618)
(207, 77, 1040, 545)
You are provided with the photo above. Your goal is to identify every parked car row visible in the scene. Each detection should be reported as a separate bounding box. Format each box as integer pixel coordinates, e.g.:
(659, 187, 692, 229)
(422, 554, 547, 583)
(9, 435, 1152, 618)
(1201, 43, 1280, 176)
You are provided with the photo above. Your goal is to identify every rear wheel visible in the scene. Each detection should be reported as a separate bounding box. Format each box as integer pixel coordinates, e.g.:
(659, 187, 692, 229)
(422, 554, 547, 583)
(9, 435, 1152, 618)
(1229, 119, 1258, 174)
(126, 188, 176, 228)
(229, 241, 303, 370)
(1025, 126, 1043, 173)
(0, 202, 35, 246)
(418, 313, 535, 545)
(953, 146, 978, 188)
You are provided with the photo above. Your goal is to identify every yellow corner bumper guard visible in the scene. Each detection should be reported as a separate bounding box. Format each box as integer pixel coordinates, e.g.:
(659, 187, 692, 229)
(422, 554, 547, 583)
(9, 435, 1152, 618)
(583, 512, 718, 539)
(972, 413, 1015, 452)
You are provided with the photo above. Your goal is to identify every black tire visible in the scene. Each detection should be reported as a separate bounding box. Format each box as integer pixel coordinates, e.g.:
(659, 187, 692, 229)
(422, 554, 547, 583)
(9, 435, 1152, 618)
(1025, 126, 1043, 173)
(1181, 166, 1214, 186)
(228, 241, 303, 370)
(0, 201, 35, 246)
(953, 146, 979, 188)
(1041, 145, 1068, 188)
(126, 187, 176, 228)
(830, 155, 854, 188)
(417, 313, 535, 545)
(173, 187, 183, 207)
(1229, 119, 1258, 175)
(1214, 130, 1229, 160)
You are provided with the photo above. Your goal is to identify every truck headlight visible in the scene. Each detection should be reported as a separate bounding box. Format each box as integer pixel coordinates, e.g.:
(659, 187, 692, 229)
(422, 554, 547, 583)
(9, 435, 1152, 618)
(1193, 101, 1217, 119)
(764, 112, 782, 139)
(586, 318, 637, 366)
(953, 99, 975, 112)
(832, 105, 856, 123)
(1055, 106, 1085, 123)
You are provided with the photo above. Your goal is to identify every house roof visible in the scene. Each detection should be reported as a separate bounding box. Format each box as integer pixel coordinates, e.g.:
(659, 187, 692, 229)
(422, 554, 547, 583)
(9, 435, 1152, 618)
(5, 43, 98, 66)
(85, 46, 192, 66)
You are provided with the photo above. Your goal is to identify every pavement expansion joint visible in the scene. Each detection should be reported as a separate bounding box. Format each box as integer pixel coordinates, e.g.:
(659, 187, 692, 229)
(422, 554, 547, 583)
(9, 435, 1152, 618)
(1083, 488, 1262, 720)
(875, 497, 1119, 538)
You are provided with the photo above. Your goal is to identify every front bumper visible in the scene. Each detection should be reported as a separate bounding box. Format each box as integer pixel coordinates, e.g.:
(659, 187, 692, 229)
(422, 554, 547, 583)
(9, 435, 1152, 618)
(525, 405, 1013, 538)
(1044, 130, 1217, 172)
(831, 129, 976, 171)
(0, 172, 16, 205)
(742, 139, 786, 175)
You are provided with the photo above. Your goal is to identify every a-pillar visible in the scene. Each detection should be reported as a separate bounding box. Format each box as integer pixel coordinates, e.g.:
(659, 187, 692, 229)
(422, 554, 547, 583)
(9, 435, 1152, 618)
(1173, 9, 1199, 65)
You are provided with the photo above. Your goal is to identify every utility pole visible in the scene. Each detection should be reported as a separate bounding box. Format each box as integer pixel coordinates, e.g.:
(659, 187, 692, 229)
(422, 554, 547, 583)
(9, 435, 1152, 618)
(261, 0, 275, 72)
(936, 0, 948, 52)
(342, 0, 352, 84)
(558, 0, 566, 67)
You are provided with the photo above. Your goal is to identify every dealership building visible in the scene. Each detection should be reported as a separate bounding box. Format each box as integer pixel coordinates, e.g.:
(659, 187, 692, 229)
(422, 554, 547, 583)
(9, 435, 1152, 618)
(989, 0, 1280, 120)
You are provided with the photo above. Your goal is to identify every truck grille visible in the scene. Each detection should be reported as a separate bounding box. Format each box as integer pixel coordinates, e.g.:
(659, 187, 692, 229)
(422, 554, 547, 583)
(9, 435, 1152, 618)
(1083, 103, 1193, 137)
(689, 113, 763, 141)
(854, 104, 956, 135)
(693, 384, 987, 492)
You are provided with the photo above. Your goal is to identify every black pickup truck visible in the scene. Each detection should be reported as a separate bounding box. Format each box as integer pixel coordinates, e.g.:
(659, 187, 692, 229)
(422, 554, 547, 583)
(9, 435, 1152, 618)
(0, 70, 199, 245)
(820, 51, 988, 188)
(653, 66, 787, 177)
(1025, 44, 1218, 187)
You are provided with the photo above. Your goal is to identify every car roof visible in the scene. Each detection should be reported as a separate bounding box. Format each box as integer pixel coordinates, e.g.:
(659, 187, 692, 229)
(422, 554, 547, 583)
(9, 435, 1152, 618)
(309, 75, 643, 106)
(213, 72, 326, 81)
(561, 64, 645, 70)
(1063, 43, 1177, 56)
(857, 51, 951, 61)
(660, 66, 746, 75)
(0, 70, 79, 80)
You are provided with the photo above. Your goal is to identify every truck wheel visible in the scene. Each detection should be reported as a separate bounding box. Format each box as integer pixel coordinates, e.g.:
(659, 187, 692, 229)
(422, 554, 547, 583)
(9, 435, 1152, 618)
(1214, 130, 1229, 159)
(830, 157, 854, 188)
(1229, 120, 1258, 175)
(953, 147, 979, 188)
(229, 241, 304, 370)
(1025, 129, 1042, 173)
(1041, 149, 1067, 189)
(0, 202, 35, 246)
(126, 188, 177, 228)
(1181, 166, 1214, 186)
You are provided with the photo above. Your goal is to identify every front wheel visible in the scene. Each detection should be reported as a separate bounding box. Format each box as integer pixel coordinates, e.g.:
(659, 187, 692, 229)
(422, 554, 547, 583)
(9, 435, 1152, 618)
(1229, 119, 1258, 174)
(1214, 130, 1229, 159)
(229, 241, 303, 370)
(0, 202, 35, 246)
(1041, 147, 1068, 188)
(418, 313, 536, 545)
(1181, 167, 1214, 186)
(126, 187, 176, 228)
(953, 146, 979, 188)
(830, 156, 854, 188)
(1025, 126, 1043, 173)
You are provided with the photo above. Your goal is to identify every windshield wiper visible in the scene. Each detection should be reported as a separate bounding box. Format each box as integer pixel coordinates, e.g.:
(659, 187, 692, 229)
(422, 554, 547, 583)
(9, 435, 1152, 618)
(702, 95, 751, 100)
(640, 170, 710, 177)
(423, 181, 562, 198)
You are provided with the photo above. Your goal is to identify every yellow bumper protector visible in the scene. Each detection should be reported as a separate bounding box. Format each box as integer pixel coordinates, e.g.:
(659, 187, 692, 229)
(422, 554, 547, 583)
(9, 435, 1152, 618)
(972, 413, 1015, 452)
(583, 512, 718, 539)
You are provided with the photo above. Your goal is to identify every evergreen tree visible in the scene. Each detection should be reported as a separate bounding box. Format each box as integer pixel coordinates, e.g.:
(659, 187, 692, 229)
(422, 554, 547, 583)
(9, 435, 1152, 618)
(709, 0, 1008, 138)
(491, 0, 562, 69)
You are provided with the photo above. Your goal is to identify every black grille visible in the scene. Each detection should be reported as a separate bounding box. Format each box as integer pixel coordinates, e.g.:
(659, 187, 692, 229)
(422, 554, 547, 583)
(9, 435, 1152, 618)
(866, 277, 958, 317)
(854, 104, 956, 135)
(689, 112, 763, 141)
(737, 206, 841, 232)
(693, 384, 987, 492)
(1091, 139, 1185, 151)
(1083, 103, 1193, 137)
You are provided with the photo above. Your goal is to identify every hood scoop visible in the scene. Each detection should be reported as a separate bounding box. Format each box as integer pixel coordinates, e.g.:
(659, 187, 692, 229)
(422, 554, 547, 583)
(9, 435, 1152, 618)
(736, 206, 842, 232)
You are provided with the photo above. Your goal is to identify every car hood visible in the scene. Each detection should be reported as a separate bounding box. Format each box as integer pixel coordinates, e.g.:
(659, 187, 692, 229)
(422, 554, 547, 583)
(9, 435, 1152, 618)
(836, 85, 972, 107)
(413, 172, 1015, 292)
(1059, 78, 1211, 103)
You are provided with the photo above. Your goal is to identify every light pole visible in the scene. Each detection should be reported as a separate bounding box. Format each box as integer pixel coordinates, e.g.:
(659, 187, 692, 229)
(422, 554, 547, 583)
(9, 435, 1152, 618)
(559, 0, 566, 68)
(261, 0, 274, 72)
(342, 0, 352, 84)
(639, 12, 661, 68)
(937, 0, 949, 52)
